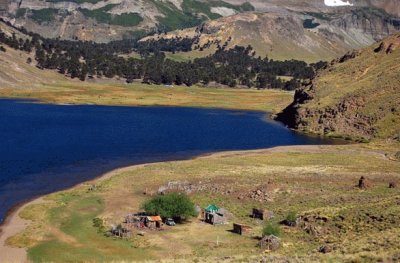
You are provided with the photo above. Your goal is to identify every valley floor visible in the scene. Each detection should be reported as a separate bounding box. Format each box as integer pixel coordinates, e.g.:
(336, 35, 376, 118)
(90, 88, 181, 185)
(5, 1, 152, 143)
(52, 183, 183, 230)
(1, 46, 400, 263)
(0, 48, 292, 114)
(2, 143, 400, 262)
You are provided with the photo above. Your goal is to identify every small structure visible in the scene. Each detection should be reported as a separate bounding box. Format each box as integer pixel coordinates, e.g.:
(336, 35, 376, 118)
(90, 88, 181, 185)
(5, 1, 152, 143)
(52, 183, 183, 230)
(124, 213, 163, 230)
(111, 225, 132, 238)
(203, 204, 228, 225)
(145, 216, 163, 229)
(232, 223, 252, 235)
(259, 235, 280, 251)
(252, 208, 273, 220)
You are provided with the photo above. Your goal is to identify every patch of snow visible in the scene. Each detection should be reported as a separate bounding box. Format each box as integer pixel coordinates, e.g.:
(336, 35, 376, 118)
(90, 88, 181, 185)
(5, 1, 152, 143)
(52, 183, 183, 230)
(324, 0, 353, 7)
(210, 7, 237, 17)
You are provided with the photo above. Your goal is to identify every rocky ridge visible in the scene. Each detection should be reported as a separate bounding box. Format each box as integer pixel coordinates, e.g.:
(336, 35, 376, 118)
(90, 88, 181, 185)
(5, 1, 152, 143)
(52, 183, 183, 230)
(146, 8, 400, 61)
(276, 34, 400, 141)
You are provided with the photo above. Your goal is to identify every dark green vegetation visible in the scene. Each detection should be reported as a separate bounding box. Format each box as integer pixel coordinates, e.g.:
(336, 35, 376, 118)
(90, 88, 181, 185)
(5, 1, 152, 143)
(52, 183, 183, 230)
(79, 5, 143, 27)
(15, 8, 27, 19)
(29, 8, 60, 24)
(142, 193, 197, 220)
(0, 21, 326, 90)
(46, 0, 102, 4)
(150, 0, 254, 31)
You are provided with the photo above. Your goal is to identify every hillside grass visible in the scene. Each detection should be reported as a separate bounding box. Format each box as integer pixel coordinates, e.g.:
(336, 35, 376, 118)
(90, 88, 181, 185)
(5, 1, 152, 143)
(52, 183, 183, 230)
(303, 37, 400, 139)
(7, 143, 400, 262)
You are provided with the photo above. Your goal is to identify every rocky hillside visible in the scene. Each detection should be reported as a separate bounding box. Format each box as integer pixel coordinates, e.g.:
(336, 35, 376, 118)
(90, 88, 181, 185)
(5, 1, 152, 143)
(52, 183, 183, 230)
(2, 0, 256, 42)
(1, 0, 399, 44)
(145, 8, 400, 62)
(276, 34, 400, 141)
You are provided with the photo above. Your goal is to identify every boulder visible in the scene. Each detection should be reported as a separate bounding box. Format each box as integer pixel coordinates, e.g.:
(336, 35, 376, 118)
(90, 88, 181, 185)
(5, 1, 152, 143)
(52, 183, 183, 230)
(358, 176, 372, 189)
(319, 245, 333, 254)
(259, 235, 280, 251)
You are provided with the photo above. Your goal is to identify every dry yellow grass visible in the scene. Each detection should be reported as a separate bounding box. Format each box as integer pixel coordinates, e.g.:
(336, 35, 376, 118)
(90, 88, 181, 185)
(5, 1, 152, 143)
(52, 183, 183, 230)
(6, 144, 400, 262)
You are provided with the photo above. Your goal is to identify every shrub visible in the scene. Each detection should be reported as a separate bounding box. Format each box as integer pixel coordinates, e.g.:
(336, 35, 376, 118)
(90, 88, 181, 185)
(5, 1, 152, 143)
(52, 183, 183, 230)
(286, 211, 297, 223)
(262, 222, 281, 237)
(141, 192, 197, 220)
(93, 217, 106, 233)
(282, 211, 298, 226)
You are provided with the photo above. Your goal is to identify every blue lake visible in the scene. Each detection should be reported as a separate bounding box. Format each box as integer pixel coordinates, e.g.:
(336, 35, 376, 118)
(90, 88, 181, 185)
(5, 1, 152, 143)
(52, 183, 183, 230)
(0, 99, 336, 222)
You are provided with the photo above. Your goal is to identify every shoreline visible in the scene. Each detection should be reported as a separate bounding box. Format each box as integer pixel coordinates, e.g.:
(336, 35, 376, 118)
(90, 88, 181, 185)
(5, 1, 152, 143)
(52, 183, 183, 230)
(0, 144, 348, 262)
(0, 197, 45, 263)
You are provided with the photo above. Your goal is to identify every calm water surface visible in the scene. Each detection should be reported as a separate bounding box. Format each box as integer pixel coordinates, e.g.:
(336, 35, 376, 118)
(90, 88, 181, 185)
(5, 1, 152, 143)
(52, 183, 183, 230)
(0, 99, 335, 222)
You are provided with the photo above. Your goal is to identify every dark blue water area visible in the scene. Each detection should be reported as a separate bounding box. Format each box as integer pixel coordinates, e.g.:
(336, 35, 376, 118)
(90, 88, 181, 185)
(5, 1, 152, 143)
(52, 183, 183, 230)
(0, 99, 336, 223)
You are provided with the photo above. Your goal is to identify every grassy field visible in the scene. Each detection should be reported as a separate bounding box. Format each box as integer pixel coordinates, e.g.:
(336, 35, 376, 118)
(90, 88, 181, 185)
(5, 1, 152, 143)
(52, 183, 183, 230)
(0, 48, 293, 113)
(7, 143, 400, 262)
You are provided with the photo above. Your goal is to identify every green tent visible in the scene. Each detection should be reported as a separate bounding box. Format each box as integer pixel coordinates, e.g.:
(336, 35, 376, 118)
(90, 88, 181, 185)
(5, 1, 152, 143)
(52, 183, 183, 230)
(205, 204, 219, 213)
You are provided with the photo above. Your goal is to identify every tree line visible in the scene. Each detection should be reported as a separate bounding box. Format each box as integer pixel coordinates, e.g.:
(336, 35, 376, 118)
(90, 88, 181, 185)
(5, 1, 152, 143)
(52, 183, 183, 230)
(0, 20, 327, 90)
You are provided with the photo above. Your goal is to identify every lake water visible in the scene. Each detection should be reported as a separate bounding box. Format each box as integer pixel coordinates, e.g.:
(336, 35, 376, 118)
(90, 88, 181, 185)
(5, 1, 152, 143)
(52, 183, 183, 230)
(0, 99, 335, 222)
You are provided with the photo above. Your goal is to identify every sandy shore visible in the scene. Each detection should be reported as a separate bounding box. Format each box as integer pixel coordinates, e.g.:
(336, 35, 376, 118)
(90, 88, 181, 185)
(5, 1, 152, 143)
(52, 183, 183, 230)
(0, 144, 341, 262)
(0, 198, 45, 263)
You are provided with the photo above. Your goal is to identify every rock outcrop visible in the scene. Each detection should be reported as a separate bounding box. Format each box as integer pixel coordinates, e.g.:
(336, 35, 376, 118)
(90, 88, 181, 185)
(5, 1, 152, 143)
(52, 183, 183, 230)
(276, 34, 400, 141)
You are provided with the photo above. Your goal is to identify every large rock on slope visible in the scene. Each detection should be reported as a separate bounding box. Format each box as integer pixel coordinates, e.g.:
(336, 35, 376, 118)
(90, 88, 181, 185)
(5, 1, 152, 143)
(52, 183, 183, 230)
(276, 34, 400, 141)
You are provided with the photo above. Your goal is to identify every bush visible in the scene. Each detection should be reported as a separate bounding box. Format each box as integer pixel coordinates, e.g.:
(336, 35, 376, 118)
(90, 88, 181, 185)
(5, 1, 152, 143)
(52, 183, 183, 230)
(282, 211, 298, 226)
(141, 192, 197, 220)
(93, 217, 106, 233)
(262, 222, 281, 237)
(281, 211, 298, 227)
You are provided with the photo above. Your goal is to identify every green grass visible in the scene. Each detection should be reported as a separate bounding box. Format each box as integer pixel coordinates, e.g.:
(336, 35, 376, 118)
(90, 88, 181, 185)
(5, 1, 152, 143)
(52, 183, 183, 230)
(263, 222, 281, 237)
(29, 194, 153, 262)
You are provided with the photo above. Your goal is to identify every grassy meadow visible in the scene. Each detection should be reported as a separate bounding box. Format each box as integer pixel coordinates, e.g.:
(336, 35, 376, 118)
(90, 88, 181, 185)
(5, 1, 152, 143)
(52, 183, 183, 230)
(6, 143, 400, 262)
(0, 48, 292, 113)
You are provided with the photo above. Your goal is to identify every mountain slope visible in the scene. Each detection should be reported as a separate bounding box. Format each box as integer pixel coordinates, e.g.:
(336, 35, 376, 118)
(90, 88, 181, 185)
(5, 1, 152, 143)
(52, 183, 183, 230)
(1, 0, 399, 43)
(144, 8, 400, 62)
(3, 0, 256, 41)
(276, 34, 400, 141)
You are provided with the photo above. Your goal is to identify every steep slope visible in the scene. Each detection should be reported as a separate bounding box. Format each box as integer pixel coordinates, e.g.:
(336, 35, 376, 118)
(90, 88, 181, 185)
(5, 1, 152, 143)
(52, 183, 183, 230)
(3, 0, 255, 41)
(0, 38, 68, 89)
(276, 34, 400, 141)
(1, 0, 399, 43)
(144, 8, 400, 62)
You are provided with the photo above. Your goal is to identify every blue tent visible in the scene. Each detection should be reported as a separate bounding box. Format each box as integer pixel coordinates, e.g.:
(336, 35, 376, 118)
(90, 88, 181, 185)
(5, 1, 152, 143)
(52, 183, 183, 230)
(205, 204, 220, 213)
